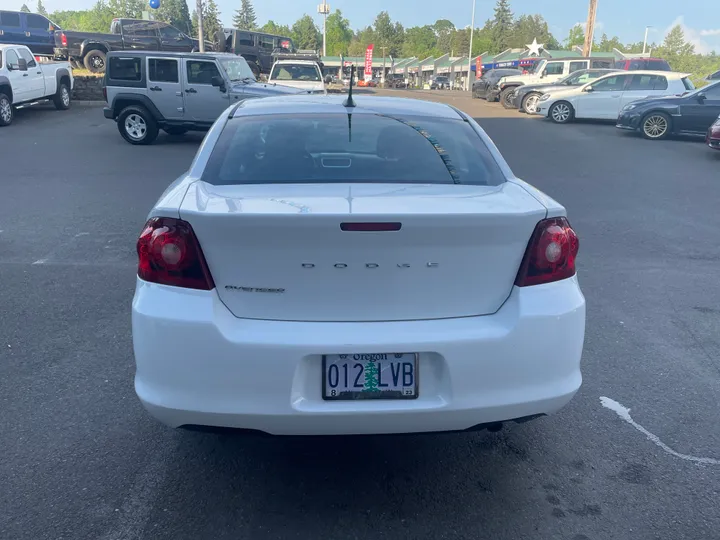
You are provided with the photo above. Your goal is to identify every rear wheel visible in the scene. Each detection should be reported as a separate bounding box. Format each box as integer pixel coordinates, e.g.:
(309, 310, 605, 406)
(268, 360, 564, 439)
(549, 101, 574, 124)
(53, 82, 71, 110)
(117, 106, 158, 145)
(641, 112, 671, 140)
(500, 87, 516, 109)
(83, 49, 106, 73)
(0, 93, 13, 126)
(521, 92, 542, 114)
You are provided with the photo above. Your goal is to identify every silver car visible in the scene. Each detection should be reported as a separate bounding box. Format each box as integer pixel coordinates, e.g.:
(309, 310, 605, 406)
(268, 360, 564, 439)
(103, 51, 303, 145)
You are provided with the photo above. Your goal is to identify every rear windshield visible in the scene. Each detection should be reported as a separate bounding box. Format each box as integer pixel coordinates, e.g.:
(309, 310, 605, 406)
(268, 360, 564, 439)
(647, 59, 671, 71)
(270, 64, 321, 82)
(682, 77, 696, 91)
(202, 113, 505, 186)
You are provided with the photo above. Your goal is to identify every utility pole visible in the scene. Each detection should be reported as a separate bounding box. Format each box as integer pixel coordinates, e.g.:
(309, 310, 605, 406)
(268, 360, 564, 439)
(466, 0, 476, 91)
(642, 26, 652, 55)
(582, 0, 598, 57)
(196, 0, 205, 52)
(317, 1, 330, 56)
(380, 45, 387, 82)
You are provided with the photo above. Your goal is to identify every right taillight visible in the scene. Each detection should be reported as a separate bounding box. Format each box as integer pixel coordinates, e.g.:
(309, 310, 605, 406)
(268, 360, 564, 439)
(136, 217, 215, 290)
(515, 217, 579, 287)
(61, 32, 67, 46)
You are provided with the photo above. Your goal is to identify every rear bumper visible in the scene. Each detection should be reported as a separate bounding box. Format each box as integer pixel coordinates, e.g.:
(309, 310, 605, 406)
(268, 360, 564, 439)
(133, 277, 586, 435)
(103, 107, 114, 120)
(53, 47, 69, 59)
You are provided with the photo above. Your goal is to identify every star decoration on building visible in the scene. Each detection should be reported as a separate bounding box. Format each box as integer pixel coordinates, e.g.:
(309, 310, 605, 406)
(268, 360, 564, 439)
(526, 38, 544, 56)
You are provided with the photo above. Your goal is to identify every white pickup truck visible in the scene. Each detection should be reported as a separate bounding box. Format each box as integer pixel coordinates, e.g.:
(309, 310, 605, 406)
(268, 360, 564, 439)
(0, 44, 73, 127)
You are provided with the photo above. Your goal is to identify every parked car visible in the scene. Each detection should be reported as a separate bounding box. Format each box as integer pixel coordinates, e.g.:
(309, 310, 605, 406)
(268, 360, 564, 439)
(0, 44, 72, 127)
(472, 68, 522, 100)
(267, 59, 326, 93)
(131, 93, 585, 435)
(706, 115, 720, 150)
(494, 57, 616, 107)
(0, 10, 62, 56)
(54, 18, 212, 73)
(534, 71, 694, 124)
(220, 28, 294, 77)
(510, 68, 618, 113)
(102, 51, 302, 144)
(614, 57, 671, 71)
(616, 79, 720, 140)
(386, 73, 407, 88)
(706, 69, 720, 82)
(430, 76, 450, 89)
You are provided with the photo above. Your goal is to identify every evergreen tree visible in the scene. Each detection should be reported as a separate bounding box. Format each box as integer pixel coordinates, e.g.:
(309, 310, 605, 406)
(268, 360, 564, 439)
(36, 0, 48, 16)
(363, 361, 379, 392)
(202, 0, 222, 44)
(156, 0, 192, 34)
(106, 0, 144, 18)
(490, 0, 514, 51)
(232, 0, 256, 31)
(292, 14, 321, 51)
(433, 19, 455, 53)
(325, 10, 352, 55)
(564, 24, 585, 50)
(372, 11, 404, 57)
(20, 4, 31, 12)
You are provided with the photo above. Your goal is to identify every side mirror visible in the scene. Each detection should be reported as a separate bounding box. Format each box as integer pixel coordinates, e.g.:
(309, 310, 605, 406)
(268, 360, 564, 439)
(211, 75, 226, 92)
(583, 85, 594, 92)
(697, 92, 707, 103)
(17, 58, 28, 71)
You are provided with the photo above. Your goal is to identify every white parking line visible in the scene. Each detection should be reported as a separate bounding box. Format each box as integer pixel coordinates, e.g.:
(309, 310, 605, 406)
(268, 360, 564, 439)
(600, 396, 720, 465)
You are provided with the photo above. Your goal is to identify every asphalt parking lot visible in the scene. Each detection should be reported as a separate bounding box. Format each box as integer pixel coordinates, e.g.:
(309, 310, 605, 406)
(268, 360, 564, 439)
(2, 92, 719, 540)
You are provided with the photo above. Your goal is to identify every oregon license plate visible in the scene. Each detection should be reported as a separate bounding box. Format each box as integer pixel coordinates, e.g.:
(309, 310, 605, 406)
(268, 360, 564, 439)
(322, 353, 418, 400)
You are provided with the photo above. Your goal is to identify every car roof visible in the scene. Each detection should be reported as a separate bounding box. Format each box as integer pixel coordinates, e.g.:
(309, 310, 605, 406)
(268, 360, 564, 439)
(105, 50, 237, 61)
(273, 60, 319, 65)
(613, 70, 690, 78)
(231, 95, 462, 120)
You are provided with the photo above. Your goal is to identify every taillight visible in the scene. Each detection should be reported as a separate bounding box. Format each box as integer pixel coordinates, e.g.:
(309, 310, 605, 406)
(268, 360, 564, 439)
(102, 86, 107, 102)
(515, 217, 579, 287)
(61, 32, 67, 46)
(136, 217, 215, 290)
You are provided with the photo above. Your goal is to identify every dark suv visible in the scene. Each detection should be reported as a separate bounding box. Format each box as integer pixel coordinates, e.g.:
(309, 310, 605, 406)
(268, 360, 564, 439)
(614, 58, 671, 71)
(220, 28, 295, 77)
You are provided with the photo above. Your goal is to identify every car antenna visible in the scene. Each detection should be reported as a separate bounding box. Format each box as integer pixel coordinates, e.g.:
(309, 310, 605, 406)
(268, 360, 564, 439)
(343, 65, 356, 108)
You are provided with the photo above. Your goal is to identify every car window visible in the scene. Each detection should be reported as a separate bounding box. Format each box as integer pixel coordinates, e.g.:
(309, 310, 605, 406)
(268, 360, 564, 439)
(648, 59, 671, 71)
(5, 49, 19, 68)
(545, 62, 564, 75)
(16, 47, 37, 68)
(628, 60, 643, 70)
(628, 74, 665, 91)
(270, 64, 320, 82)
(709, 70, 720, 81)
(0, 12, 21, 26)
(236, 32, 254, 47)
(108, 56, 141, 81)
(186, 60, 221, 84)
(258, 36, 274, 50)
(148, 58, 178, 82)
(202, 113, 506, 187)
(703, 84, 720, 98)
(124, 21, 158, 37)
(590, 74, 628, 91)
(569, 61, 587, 73)
(614, 60, 627, 70)
(159, 25, 183, 40)
(682, 77, 696, 91)
(26, 14, 49, 30)
(274, 37, 292, 49)
(591, 60, 613, 69)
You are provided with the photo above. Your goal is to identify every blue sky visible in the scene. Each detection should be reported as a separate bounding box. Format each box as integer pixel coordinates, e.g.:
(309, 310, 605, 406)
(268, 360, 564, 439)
(42, 0, 720, 53)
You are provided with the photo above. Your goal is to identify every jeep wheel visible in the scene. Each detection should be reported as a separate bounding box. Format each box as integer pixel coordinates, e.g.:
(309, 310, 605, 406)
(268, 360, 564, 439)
(164, 127, 188, 136)
(83, 50, 106, 73)
(0, 93, 13, 127)
(117, 106, 158, 145)
(500, 87, 516, 109)
(53, 83, 71, 110)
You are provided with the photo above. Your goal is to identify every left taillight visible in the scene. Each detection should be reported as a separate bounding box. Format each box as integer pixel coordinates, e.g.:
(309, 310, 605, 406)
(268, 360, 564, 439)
(60, 32, 67, 46)
(137, 217, 215, 290)
(515, 217, 579, 287)
(102, 86, 107, 102)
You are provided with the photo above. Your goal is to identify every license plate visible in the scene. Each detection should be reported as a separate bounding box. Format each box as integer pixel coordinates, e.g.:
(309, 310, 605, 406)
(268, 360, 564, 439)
(322, 353, 418, 400)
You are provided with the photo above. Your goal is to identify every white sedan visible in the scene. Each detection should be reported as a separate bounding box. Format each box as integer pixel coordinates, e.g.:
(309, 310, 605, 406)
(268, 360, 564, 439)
(533, 70, 694, 124)
(132, 94, 585, 435)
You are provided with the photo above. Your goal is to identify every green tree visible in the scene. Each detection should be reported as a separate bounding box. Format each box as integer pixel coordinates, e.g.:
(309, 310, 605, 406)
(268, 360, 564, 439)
(156, 0, 192, 34)
(564, 24, 585, 49)
(292, 14, 321, 50)
(202, 0, 223, 44)
(106, 0, 144, 18)
(372, 11, 404, 57)
(363, 361, 379, 392)
(433, 19, 455, 53)
(232, 0, 256, 31)
(348, 27, 374, 56)
(402, 25, 436, 58)
(658, 25, 695, 58)
(451, 28, 470, 57)
(36, 0, 48, 16)
(510, 14, 558, 50)
(596, 33, 624, 53)
(259, 20, 291, 37)
(325, 10, 352, 55)
(50, 1, 114, 32)
(20, 4, 30, 12)
(490, 0, 514, 51)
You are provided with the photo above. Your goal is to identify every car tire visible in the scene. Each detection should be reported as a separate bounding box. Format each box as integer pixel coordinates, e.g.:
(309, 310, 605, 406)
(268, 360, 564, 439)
(500, 87, 516, 109)
(164, 127, 188, 136)
(641, 112, 671, 140)
(0, 93, 13, 127)
(83, 49, 106, 73)
(549, 101, 574, 124)
(117, 106, 159, 145)
(521, 92, 542, 114)
(53, 82, 71, 110)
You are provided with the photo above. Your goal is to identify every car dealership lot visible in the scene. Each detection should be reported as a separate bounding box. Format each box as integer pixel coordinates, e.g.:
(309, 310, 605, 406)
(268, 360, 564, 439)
(2, 96, 719, 540)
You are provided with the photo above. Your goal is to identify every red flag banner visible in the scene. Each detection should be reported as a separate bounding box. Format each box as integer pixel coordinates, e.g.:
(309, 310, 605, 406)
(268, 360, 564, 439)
(364, 44, 374, 77)
(475, 56, 482, 79)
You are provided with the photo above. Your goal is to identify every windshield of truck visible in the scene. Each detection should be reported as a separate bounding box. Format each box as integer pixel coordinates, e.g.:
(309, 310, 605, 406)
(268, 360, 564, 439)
(271, 64, 321, 82)
(219, 57, 256, 82)
(529, 60, 545, 74)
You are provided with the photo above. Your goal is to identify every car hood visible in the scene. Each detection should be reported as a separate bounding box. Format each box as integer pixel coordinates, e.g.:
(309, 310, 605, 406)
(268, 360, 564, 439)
(230, 81, 306, 96)
(268, 80, 325, 92)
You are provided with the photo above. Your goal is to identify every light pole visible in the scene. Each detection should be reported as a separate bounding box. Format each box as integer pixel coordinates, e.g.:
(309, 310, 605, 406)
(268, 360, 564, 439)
(196, 0, 204, 52)
(466, 0, 476, 91)
(642, 26, 653, 55)
(317, 1, 330, 56)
